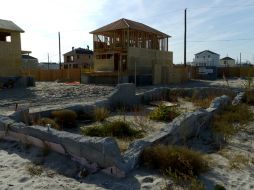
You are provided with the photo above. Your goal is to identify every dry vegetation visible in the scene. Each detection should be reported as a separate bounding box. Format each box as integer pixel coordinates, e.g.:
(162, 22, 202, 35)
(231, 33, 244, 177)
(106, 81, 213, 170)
(34, 118, 60, 130)
(142, 145, 208, 190)
(26, 163, 43, 176)
(141, 145, 208, 178)
(94, 107, 110, 122)
(192, 95, 218, 109)
(212, 104, 253, 141)
(51, 109, 77, 128)
(229, 154, 250, 170)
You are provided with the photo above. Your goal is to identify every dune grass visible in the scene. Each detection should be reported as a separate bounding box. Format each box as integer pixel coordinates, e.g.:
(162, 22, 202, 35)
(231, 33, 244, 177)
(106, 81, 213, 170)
(94, 107, 110, 122)
(34, 118, 60, 130)
(149, 105, 180, 122)
(51, 109, 77, 128)
(81, 120, 143, 139)
(141, 145, 208, 179)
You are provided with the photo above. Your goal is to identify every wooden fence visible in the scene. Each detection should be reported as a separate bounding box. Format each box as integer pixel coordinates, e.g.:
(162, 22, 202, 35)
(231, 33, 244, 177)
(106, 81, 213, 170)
(217, 67, 254, 78)
(21, 69, 81, 82)
(154, 64, 189, 84)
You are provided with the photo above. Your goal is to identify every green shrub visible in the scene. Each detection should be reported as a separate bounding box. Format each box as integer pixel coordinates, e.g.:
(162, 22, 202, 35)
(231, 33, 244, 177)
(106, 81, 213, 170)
(51, 109, 77, 128)
(35, 118, 60, 130)
(81, 120, 143, 138)
(149, 105, 180, 122)
(213, 104, 253, 140)
(94, 107, 110, 122)
(141, 145, 208, 178)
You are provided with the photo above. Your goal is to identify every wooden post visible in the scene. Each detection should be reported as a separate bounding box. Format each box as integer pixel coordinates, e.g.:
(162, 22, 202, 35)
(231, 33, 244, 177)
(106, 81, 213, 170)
(58, 32, 62, 69)
(184, 9, 187, 67)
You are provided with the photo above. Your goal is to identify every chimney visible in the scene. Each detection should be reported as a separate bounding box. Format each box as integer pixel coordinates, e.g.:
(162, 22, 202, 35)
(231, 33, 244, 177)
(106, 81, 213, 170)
(87, 45, 89, 50)
(72, 47, 74, 51)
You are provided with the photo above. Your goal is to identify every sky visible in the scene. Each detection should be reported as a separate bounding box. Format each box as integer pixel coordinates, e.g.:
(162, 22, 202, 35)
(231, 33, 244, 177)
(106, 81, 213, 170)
(1, 0, 254, 64)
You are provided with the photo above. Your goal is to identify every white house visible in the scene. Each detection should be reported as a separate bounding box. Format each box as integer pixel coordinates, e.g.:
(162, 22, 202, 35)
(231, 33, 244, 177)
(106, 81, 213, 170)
(193, 50, 220, 67)
(219, 56, 236, 67)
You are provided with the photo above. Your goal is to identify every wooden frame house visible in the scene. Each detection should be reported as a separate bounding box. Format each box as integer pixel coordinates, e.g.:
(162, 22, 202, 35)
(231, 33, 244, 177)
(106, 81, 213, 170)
(90, 18, 173, 80)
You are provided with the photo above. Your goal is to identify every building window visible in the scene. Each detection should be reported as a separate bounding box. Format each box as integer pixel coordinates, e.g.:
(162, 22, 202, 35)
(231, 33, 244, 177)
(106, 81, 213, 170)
(208, 55, 210, 58)
(64, 65, 68, 69)
(89, 55, 91, 59)
(77, 55, 80, 59)
(67, 56, 74, 62)
(0, 32, 11, 42)
(73, 64, 78, 68)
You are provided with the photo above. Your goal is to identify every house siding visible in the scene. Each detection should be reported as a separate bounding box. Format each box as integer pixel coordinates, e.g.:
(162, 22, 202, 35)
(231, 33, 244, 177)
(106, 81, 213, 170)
(193, 51, 220, 67)
(0, 31, 22, 76)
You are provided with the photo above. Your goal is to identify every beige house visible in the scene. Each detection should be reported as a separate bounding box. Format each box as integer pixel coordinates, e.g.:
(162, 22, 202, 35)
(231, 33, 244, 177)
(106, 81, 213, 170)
(0, 19, 24, 76)
(63, 47, 93, 69)
(220, 56, 236, 67)
(90, 18, 173, 77)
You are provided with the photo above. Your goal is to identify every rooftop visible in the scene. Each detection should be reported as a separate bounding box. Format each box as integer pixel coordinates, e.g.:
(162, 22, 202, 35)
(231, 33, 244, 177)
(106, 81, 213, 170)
(64, 48, 93, 55)
(90, 18, 170, 38)
(195, 50, 220, 56)
(221, 56, 235, 61)
(0, 19, 24, 32)
(22, 55, 37, 60)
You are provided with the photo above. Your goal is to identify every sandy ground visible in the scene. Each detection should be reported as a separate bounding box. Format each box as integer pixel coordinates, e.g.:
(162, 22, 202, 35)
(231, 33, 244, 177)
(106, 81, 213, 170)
(0, 78, 253, 190)
(201, 118, 254, 190)
(0, 78, 246, 116)
(0, 82, 114, 115)
(0, 140, 166, 190)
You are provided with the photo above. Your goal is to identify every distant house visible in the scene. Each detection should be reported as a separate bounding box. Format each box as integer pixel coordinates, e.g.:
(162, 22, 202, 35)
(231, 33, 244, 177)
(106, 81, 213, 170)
(90, 18, 173, 75)
(39, 62, 59, 70)
(193, 50, 220, 67)
(62, 47, 93, 69)
(21, 51, 38, 69)
(220, 56, 236, 67)
(0, 19, 24, 76)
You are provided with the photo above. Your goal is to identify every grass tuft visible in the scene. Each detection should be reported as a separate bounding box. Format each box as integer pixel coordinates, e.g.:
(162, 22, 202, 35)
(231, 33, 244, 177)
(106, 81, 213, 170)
(34, 118, 60, 130)
(141, 145, 208, 179)
(229, 154, 249, 170)
(149, 105, 180, 122)
(26, 163, 43, 176)
(94, 107, 110, 122)
(51, 109, 77, 128)
(192, 95, 218, 109)
(81, 120, 143, 138)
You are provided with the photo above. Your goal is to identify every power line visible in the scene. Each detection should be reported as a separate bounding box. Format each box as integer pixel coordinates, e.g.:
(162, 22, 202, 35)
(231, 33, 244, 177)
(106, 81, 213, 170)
(189, 37, 254, 43)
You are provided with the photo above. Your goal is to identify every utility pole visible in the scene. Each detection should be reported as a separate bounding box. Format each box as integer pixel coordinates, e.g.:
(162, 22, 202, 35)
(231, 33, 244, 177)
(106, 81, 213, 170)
(184, 8, 187, 67)
(47, 53, 49, 70)
(240, 52, 242, 67)
(58, 32, 62, 69)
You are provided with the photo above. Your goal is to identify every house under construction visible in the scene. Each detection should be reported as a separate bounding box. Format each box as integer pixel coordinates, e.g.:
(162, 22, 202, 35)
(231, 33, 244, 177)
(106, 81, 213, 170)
(87, 18, 173, 85)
